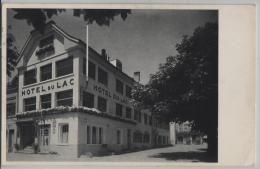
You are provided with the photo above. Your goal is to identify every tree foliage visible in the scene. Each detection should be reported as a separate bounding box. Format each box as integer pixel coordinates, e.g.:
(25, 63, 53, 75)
(132, 22, 218, 155)
(12, 9, 131, 33)
(7, 9, 131, 77)
(7, 26, 19, 77)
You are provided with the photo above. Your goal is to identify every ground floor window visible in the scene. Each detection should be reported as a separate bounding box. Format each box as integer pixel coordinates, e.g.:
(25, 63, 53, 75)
(56, 90, 73, 106)
(143, 132, 150, 143)
(117, 130, 121, 144)
(133, 131, 142, 143)
(59, 124, 69, 143)
(87, 125, 91, 144)
(92, 126, 97, 144)
(24, 97, 36, 111)
(99, 127, 103, 144)
(86, 125, 103, 144)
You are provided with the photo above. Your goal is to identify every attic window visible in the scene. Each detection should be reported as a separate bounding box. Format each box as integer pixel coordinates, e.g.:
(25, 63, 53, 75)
(39, 35, 54, 48)
(36, 35, 55, 57)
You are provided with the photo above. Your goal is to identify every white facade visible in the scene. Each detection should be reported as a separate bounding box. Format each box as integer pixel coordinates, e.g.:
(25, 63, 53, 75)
(8, 21, 170, 158)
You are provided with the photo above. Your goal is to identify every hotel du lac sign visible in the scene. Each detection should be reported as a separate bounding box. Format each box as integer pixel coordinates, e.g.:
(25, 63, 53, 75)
(21, 77, 74, 97)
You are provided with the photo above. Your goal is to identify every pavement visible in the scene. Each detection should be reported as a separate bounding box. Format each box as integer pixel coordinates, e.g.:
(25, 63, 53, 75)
(6, 143, 214, 162)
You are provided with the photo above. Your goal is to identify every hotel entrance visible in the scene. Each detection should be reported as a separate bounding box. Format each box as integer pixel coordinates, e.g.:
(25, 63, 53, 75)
(18, 121, 35, 149)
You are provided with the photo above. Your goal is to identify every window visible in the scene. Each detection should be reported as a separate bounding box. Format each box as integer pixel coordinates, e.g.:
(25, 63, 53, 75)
(83, 58, 86, 75)
(117, 130, 121, 144)
(40, 64, 52, 81)
(92, 126, 97, 144)
(125, 85, 132, 98)
(56, 57, 73, 77)
(134, 110, 141, 122)
(88, 61, 96, 79)
(83, 92, 94, 108)
(56, 90, 73, 107)
(125, 107, 132, 119)
(24, 69, 36, 85)
(24, 97, 36, 111)
(98, 67, 108, 86)
(133, 131, 142, 143)
(7, 103, 16, 116)
(39, 35, 54, 48)
(116, 103, 123, 117)
(40, 94, 51, 109)
(99, 127, 103, 144)
(87, 126, 91, 144)
(59, 124, 69, 143)
(143, 132, 150, 143)
(134, 110, 138, 121)
(116, 79, 123, 94)
(149, 116, 152, 125)
(144, 113, 148, 125)
(97, 96, 107, 112)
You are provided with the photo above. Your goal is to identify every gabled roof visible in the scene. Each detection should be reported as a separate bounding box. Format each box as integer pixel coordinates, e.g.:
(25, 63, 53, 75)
(17, 20, 136, 83)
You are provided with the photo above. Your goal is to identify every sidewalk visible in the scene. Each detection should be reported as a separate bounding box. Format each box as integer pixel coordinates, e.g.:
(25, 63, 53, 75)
(6, 143, 212, 162)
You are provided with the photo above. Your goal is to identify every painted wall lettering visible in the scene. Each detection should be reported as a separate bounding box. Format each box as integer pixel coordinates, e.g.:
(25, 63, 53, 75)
(22, 78, 74, 96)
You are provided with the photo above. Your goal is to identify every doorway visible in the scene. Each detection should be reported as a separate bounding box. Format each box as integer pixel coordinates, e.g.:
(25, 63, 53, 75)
(8, 130, 14, 152)
(39, 125, 50, 152)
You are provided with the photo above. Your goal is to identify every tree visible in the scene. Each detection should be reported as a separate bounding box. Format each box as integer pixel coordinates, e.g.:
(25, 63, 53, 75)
(7, 27, 19, 77)
(12, 9, 131, 33)
(132, 22, 218, 160)
(6, 9, 131, 77)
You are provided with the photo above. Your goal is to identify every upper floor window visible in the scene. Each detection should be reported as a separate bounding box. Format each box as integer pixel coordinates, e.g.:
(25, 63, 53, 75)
(116, 103, 123, 117)
(89, 61, 96, 79)
(97, 96, 107, 112)
(7, 103, 16, 116)
(116, 79, 123, 95)
(125, 85, 132, 98)
(83, 92, 94, 108)
(83, 58, 86, 75)
(134, 109, 141, 123)
(125, 107, 132, 119)
(56, 57, 73, 77)
(40, 63, 52, 81)
(149, 116, 152, 125)
(144, 113, 148, 125)
(40, 94, 51, 109)
(24, 97, 36, 111)
(24, 69, 36, 86)
(98, 67, 108, 86)
(56, 90, 73, 107)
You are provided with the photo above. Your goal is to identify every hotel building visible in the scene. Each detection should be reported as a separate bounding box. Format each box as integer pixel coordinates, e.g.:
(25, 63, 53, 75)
(6, 21, 170, 158)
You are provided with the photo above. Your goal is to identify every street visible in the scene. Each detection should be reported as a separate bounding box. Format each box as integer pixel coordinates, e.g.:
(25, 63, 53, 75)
(7, 143, 213, 162)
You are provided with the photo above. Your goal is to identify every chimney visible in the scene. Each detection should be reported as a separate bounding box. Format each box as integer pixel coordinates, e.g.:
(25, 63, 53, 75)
(133, 71, 140, 82)
(101, 49, 108, 60)
(110, 59, 122, 71)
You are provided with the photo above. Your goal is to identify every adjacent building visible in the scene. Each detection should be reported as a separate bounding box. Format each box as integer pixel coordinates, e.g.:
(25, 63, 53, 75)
(6, 21, 170, 158)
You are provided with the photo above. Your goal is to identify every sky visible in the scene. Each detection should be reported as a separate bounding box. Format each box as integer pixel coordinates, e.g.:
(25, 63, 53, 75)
(7, 9, 218, 84)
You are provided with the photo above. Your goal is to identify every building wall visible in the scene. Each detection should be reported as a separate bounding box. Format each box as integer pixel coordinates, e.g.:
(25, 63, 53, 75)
(36, 112, 79, 158)
(11, 22, 170, 158)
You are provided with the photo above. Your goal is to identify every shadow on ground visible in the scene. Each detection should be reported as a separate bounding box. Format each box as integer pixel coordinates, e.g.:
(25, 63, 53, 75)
(149, 151, 217, 162)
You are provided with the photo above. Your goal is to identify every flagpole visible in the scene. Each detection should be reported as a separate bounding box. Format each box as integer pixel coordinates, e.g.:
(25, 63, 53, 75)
(86, 24, 89, 81)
